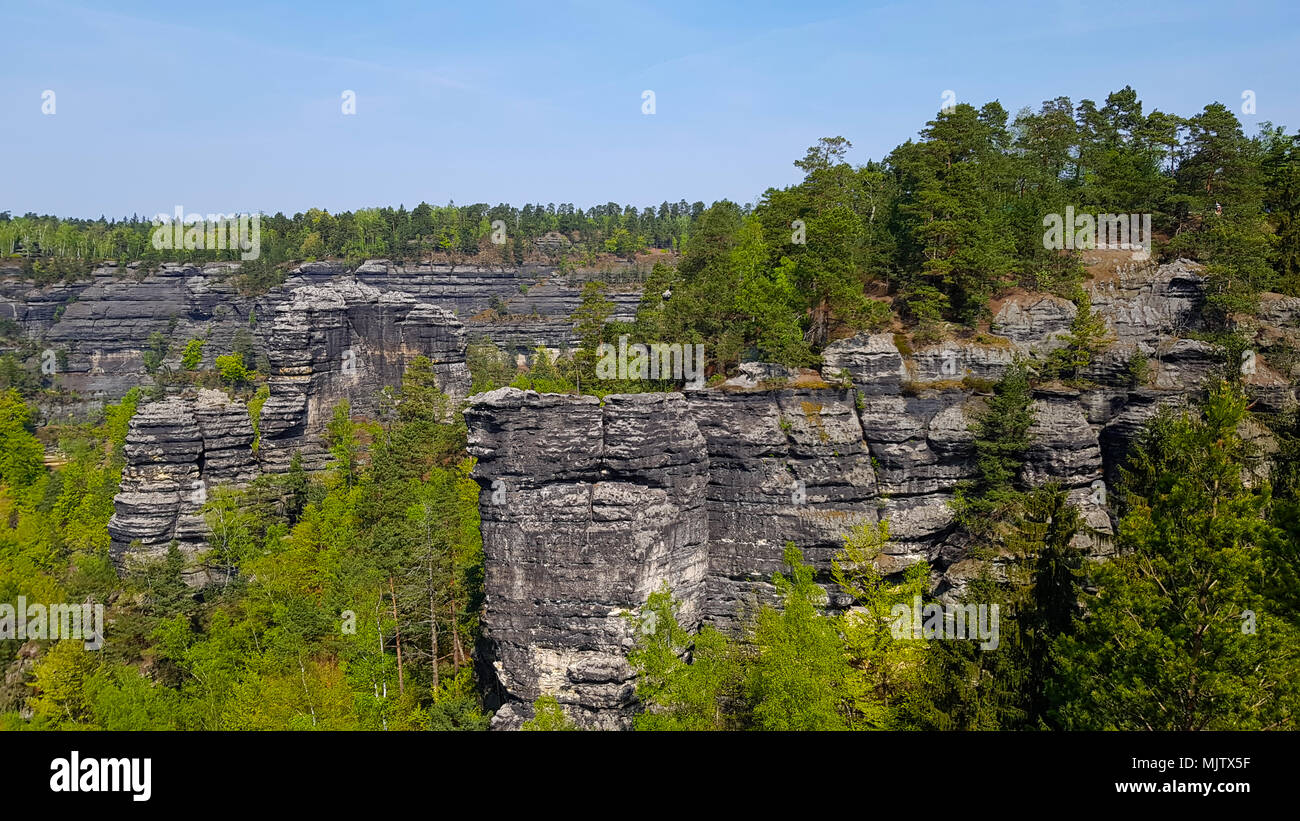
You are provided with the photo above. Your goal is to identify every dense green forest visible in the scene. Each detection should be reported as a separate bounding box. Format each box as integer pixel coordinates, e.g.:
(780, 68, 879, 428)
(2, 87, 1299, 730)
(0, 199, 703, 278)
(1, 358, 487, 729)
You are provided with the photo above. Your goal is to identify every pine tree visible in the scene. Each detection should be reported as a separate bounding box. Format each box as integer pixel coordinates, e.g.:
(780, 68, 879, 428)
(954, 362, 1035, 540)
(1041, 294, 1113, 384)
(746, 544, 856, 730)
(1053, 382, 1300, 729)
(911, 484, 1085, 730)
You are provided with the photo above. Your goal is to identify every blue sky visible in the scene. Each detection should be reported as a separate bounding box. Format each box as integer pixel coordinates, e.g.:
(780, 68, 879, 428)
(2, 0, 1297, 218)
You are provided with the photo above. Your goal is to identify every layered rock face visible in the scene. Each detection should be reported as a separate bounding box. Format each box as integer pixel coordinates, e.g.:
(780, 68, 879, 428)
(3, 262, 253, 417)
(256, 279, 471, 472)
(0, 258, 637, 420)
(108, 278, 472, 575)
(69, 255, 1296, 726)
(277, 260, 640, 355)
(685, 389, 879, 626)
(465, 259, 1298, 728)
(108, 390, 254, 583)
(466, 389, 709, 729)
(466, 381, 1114, 726)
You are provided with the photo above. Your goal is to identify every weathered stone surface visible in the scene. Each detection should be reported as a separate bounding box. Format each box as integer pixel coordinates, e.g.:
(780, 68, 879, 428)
(1087, 258, 1207, 348)
(6, 259, 639, 421)
(1022, 393, 1114, 554)
(992, 293, 1076, 352)
(466, 389, 709, 730)
(820, 332, 907, 394)
(193, 389, 259, 484)
(461, 261, 1300, 727)
(256, 279, 471, 472)
(687, 389, 879, 626)
(719, 361, 798, 389)
(50, 255, 1290, 729)
(107, 277, 473, 573)
(108, 397, 210, 583)
(907, 342, 1017, 383)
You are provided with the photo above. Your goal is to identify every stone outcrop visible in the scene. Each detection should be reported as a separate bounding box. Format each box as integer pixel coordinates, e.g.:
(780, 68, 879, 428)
(685, 388, 880, 625)
(37, 253, 1289, 727)
(466, 389, 710, 730)
(255, 279, 471, 472)
(0, 258, 639, 420)
(107, 277, 473, 574)
(5, 262, 253, 416)
(464, 259, 1297, 729)
(108, 395, 214, 583)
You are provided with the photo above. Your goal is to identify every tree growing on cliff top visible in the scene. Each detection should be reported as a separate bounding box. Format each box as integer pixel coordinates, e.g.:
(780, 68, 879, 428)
(1040, 295, 1113, 384)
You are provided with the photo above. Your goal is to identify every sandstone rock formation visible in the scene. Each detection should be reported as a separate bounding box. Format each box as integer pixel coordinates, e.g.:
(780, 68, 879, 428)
(22, 254, 1289, 728)
(463, 258, 1297, 729)
(255, 278, 471, 472)
(466, 389, 710, 729)
(0, 258, 637, 420)
(107, 278, 473, 576)
(108, 392, 245, 583)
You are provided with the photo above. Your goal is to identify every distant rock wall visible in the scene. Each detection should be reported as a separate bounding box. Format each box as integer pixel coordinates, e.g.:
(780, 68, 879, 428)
(107, 278, 471, 576)
(0, 258, 638, 420)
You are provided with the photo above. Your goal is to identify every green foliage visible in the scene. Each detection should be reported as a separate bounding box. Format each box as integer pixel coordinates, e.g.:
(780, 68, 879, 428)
(1124, 352, 1151, 388)
(229, 258, 285, 296)
(571, 280, 614, 389)
(913, 484, 1086, 730)
(141, 331, 169, 374)
(509, 347, 577, 394)
(466, 338, 516, 395)
(247, 384, 270, 451)
(0, 390, 44, 489)
(953, 362, 1035, 539)
(14, 356, 487, 731)
(630, 533, 931, 731)
(214, 353, 253, 387)
(181, 338, 206, 371)
(324, 400, 362, 487)
(891, 103, 1018, 325)
(520, 695, 576, 730)
(1040, 294, 1113, 384)
(831, 521, 930, 728)
(1053, 382, 1300, 729)
(629, 586, 747, 730)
